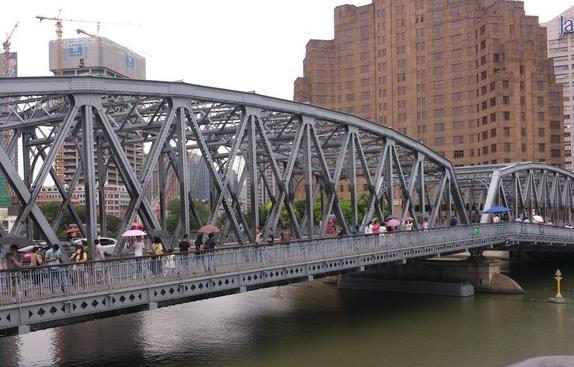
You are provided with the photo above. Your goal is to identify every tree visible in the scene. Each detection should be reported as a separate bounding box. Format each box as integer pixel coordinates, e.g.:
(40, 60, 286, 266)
(166, 197, 210, 234)
(38, 201, 122, 239)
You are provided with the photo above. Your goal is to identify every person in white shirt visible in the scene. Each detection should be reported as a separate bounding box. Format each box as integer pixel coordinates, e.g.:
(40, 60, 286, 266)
(404, 219, 413, 231)
(94, 239, 106, 261)
(133, 236, 145, 275)
(364, 220, 373, 235)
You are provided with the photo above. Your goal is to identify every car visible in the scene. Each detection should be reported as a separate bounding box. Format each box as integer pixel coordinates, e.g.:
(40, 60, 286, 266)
(72, 237, 126, 256)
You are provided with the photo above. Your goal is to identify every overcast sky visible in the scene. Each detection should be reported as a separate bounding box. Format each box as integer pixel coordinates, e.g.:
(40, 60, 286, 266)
(2, 0, 573, 100)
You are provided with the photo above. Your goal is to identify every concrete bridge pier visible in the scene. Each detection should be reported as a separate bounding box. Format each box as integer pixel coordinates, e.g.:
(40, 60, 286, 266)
(338, 257, 524, 296)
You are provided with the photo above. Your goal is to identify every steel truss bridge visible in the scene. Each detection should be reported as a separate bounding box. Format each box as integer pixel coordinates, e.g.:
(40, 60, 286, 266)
(1, 77, 574, 335)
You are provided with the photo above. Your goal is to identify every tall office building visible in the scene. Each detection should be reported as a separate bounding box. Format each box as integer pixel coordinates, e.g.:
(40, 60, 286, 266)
(543, 7, 574, 171)
(294, 0, 564, 167)
(47, 36, 145, 217)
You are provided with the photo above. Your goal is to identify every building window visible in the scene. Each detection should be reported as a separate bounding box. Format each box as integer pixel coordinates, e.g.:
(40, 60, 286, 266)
(433, 80, 445, 89)
(454, 150, 464, 158)
(551, 135, 561, 143)
(504, 143, 511, 152)
(550, 121, 561, 129)
(503, 127, 510, 136)
(551, 149, 562, 158)
(539, 143, 545, 152)
(493, 53, 500, 62)
(503, 80, 509, 89)
(346, 94, 355, 102)
(537, 81, 544, 90)
(434, 137, 445, 145)
(434, 123, 445, 132)
(453, 121, 464, 129)
(491, 144, 497, 153)
(504, 112, 510, 120)
(490, 113, 497, 122)
(503, 96, 509, 105)
(538, 112, 545, 122)
(453, 136, 464, 144)
(490, 97, 496, 106)
(538, 128, 545, 136)
(490, 128, 497, 137)
(537, 97, 544, 107)
(361, 91, 371, 100)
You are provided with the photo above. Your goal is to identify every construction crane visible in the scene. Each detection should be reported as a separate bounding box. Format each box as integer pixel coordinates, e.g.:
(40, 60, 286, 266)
(37, 10, 141, 75)
(2, 21, 19, 77)
(76, 28, 96, 38)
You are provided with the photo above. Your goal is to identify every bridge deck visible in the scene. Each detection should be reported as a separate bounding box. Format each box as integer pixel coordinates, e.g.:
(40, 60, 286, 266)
(1, 223, 573, 335)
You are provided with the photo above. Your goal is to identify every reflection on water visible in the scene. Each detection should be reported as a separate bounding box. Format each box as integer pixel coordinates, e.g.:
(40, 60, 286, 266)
(1, 258, 574, 367)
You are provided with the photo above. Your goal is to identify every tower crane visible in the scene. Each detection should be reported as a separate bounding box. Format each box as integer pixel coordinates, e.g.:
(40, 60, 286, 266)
(37, 10, 141, 75)
(76, 28, 96, 38)
(2, 21, 19, 77)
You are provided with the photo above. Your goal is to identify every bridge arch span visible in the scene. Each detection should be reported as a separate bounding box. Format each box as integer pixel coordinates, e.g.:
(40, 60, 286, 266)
(0, 77, 468, 250)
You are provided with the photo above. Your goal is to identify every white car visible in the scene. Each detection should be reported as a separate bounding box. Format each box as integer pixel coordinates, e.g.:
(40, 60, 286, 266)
(73, 237, 118, 256)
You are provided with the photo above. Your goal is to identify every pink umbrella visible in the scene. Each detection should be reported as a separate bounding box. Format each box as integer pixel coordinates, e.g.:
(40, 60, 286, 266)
(386, 219, 400, 227)
(122, 229, 147, 237)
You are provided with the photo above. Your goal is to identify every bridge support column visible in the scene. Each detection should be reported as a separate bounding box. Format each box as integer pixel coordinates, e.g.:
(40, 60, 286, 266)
(148, 302, 158, 310)
(18, 324, 30, 335)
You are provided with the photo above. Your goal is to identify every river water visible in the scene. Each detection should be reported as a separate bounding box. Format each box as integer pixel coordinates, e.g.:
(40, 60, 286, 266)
(1, 258, 574, 367)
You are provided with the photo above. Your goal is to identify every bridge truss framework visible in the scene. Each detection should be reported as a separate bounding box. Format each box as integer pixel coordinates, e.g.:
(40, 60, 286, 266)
(0, 77, 471, 253)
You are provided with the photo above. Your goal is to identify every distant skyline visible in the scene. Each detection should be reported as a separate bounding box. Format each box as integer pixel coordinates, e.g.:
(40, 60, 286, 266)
(1, 0, 572, 100)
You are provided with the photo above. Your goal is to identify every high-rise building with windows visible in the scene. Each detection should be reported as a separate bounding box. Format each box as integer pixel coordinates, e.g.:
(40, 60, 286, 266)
(46, 36, 145, 218)
(294, 0, 564, 167)
(543, 7, 574, 171)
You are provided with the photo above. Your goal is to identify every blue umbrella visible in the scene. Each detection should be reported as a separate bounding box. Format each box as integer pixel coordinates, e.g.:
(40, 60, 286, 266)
(483, 206, 511, 214)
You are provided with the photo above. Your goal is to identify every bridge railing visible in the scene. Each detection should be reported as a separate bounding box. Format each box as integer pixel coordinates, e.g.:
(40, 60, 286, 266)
(1, 223, 572, 306)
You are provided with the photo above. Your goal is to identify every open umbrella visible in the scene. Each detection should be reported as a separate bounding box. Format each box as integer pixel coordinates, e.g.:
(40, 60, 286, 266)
(484, 206, 511, 214)
(532, 215, 544, 224)
(122, 229, 147, 237)
(386, 219, 400, 227)
(66, 227, 80, 234)
(198, 224, 221, 234)
(386, 215, 399, 221)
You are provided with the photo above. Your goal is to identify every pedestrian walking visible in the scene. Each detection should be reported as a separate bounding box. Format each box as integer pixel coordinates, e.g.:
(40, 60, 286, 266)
(44, 244, 65, 293)
(70, 245, 88, 288)
(202, 233, 216, 271)
(267, 228, 275, 245)
(364, 220, 373, 235)
(194, 233, 204, 252)
(371, 218, 381, 235)
(3, 244, 22, 301)
(178, 234, 191, 270)
(404, 219, 413, 231)
(133, 236, 145, 275)
(152, 237, 164, 276)
(280, 229, 290, 243)
(94, 239, 105, 261)
(29, 246, 44, 288)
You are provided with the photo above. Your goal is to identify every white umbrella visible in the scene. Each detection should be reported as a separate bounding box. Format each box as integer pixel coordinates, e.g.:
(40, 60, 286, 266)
(122, 229, 147, 237)
(532, 215, 544, 224)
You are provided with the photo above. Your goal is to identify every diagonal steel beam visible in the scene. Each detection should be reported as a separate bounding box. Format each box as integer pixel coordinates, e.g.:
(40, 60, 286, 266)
(11, 104, 78, 235)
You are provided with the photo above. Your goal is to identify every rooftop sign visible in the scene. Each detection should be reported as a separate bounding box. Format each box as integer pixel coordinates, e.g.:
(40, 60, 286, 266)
(560, 15, 574, 37)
